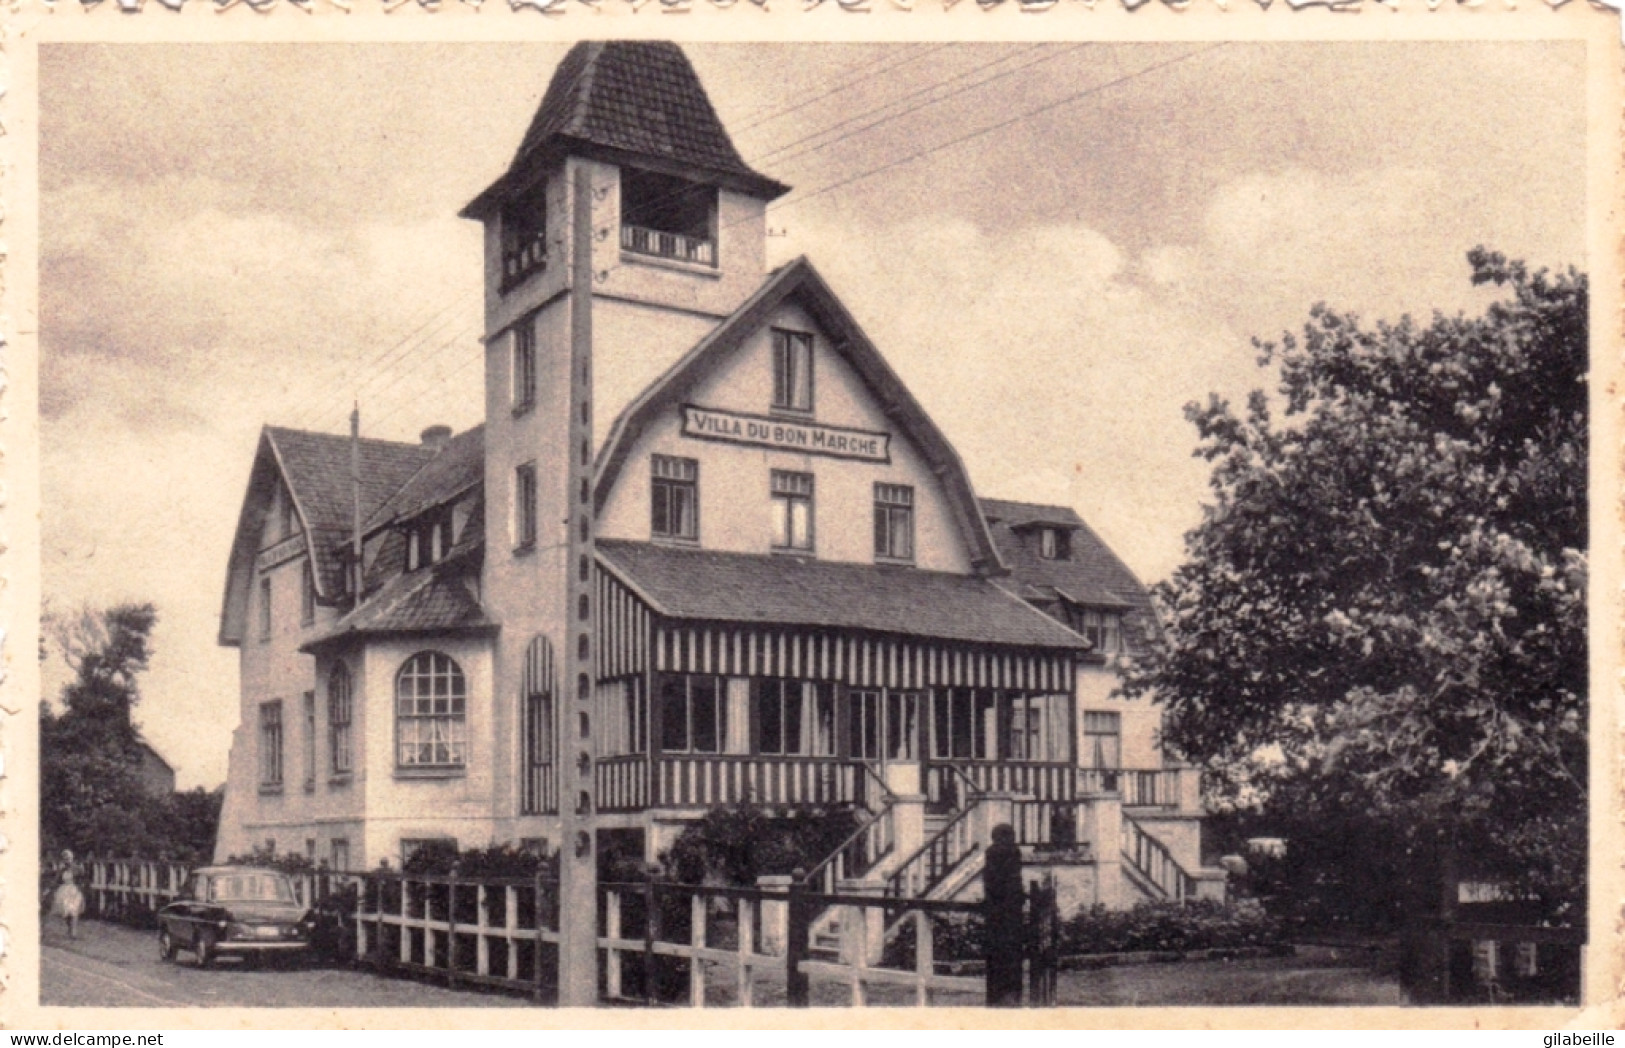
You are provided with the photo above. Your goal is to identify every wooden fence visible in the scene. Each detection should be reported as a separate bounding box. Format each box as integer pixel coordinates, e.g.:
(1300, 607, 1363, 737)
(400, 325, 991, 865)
(79, 859, 1027, 1007)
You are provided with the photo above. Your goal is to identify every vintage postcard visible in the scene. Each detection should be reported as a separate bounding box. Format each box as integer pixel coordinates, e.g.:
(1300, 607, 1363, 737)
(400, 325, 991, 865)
(1, 1, 1620, 1030)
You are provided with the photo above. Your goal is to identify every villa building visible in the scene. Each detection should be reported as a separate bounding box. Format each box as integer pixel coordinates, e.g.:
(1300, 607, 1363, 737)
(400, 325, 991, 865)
(213, 40, 1219, 909)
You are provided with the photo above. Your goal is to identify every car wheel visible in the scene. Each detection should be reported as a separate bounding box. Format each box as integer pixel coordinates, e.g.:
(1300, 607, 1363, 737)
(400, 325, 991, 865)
(196, 929, 217, 969)
(158, 928, 177, 962)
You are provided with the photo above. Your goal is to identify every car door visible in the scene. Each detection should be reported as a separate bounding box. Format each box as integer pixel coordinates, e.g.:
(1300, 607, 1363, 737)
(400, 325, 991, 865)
(175, 874, 204, 946)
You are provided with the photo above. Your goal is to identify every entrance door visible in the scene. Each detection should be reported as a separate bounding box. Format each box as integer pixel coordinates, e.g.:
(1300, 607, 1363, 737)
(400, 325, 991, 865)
(848, 689, 922, 796)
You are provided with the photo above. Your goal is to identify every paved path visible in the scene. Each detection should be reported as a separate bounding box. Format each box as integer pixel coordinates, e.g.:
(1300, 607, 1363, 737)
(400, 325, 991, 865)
(42, 919, 1401, 1010)
(41, 920, 528, 1009)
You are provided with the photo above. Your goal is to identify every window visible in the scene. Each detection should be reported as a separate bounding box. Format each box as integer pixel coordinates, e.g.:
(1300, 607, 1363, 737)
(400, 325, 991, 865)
(300, 562, 316, 626)
(330, 838, 350, 872)
(515, 463, 538, 551)
(259, 701, 284, 787)
(1038, 527, 1070, 560)
(258, 577, 273, 641)
(771, 471, 814, 551)
(930, 688, 997, 761)
(599, 676, 647, 756)
(754, 680, 835, 756)
(431, 521, 446, 563)
(886, 691, 921, 761)
(1077, 609, 1122, 654)
(848, 690, 882, 760)
(501, 183, 548, 290)
(659, 674, 725, 754)
(1008, 693, 1070, 762)
(874, 484, 915, 561)
(513, 318, 537, 412)
(328, 663, 353, 775)
(772, 330, 814, 412)
(620, 168, 717, 266)
(305, 838, 317, 861)
(407, 531, 422, 572)
(396, 652, 468, 769)
(650, 455, 699, 541)
(302, 690, 317, 788)
(1081, 711, 1122, 770)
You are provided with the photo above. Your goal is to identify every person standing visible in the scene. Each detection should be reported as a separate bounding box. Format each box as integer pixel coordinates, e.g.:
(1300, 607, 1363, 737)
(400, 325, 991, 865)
(983, 823, 1025, 1007)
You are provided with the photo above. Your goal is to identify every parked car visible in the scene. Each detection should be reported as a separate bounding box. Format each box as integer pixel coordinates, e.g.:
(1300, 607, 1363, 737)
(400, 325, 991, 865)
(157, 866, 315, 968)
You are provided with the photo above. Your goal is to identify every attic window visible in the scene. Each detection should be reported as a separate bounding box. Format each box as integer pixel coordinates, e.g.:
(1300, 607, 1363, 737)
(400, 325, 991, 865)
(501, 182, 548, 292)
(1037, 527, 1070, 561)
(620, 168, 717, 267)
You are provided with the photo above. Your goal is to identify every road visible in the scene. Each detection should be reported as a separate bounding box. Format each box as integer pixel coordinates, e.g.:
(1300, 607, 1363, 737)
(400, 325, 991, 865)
(42, 919, 1401, 1010)
(41, 920, 528, 1009)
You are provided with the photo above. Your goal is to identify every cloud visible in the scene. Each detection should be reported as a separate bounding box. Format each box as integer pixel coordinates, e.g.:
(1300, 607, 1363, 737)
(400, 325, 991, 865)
(1138, 166, 1553, 342)
(41, 177, 486, 786)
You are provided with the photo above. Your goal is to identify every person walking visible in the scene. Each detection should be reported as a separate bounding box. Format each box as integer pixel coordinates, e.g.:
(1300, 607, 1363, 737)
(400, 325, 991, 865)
(51, 864, 86, 939)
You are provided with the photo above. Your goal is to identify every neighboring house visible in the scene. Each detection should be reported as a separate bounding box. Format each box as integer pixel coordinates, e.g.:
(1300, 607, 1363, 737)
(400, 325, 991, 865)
(134, 740, 176, 797)
(213, 41, 1218, 909)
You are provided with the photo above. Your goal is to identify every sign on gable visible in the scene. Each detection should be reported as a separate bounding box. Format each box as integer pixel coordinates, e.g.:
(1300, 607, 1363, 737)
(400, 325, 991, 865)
(681, 405, 891, 464)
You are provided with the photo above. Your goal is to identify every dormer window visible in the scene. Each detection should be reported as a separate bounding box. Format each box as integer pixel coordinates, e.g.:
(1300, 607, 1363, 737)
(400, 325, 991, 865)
(501, 182, 548, 292)
(1038, 527, 1070, 560)
(620, 168, 717, 267)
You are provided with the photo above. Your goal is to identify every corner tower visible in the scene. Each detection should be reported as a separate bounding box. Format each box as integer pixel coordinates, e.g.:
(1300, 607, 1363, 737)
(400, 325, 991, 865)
(458, 40, 787, 870)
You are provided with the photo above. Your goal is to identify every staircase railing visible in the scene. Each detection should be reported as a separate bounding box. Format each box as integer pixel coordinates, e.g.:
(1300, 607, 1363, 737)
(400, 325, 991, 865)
(885, 799, 982, 901)
(1120, 812, 1197, 901)
(801, 764, 897, 895)
(801, 803, 896, 895)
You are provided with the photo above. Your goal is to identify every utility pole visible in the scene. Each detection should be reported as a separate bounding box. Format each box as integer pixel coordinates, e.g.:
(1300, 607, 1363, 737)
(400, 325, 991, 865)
(557, 162, 600, 1007)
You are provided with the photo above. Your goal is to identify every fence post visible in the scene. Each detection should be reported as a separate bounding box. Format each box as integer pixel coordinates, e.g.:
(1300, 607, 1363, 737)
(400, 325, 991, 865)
(785, 872, 811, 1008)
(913, 908, 934, 1008)
(531, 873, 547, 1004)
(842, 903, 867, 1007)
(446, 876, 459, 989)
(605, 888, 623, 1001)
(475, 884, 490, 978)
(642, 866, 659, 1007)
(504, 885, 519, 983)
(356, 877, 371, 962)
(690, 892, 707, 1008)
(399, 877, 411, 967)
(737, 896, 755, 1008)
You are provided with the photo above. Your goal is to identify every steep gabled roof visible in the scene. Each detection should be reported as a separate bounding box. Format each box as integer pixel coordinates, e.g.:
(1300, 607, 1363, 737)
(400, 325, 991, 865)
(364, 425, 486, 533)
(595, 256, 1006, 576)
(218, 427, 434, 645)
(463, 41, 788, 220)
(980, 497, 1160, 655)
(598, 540, 1082, 651)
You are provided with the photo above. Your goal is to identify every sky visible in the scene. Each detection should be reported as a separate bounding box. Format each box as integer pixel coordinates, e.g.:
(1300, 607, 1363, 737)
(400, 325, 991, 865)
(38, 40, 1586, 789)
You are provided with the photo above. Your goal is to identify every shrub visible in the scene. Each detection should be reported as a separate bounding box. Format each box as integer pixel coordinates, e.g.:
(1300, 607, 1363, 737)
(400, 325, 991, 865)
(1059, 898, 1285, 957)
(661, 803, 861, 886)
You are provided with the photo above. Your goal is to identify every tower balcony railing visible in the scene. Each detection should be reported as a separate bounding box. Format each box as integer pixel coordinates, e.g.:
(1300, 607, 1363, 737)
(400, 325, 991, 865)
(621, 224, 716, 267)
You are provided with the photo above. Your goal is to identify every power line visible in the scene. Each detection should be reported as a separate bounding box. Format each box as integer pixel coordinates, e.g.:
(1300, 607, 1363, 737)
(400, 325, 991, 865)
(732, 44, 952, 138)
(769, 44, 1225, 216)
(759, 43, 1065, 167)
(310, 44, 1224, 439)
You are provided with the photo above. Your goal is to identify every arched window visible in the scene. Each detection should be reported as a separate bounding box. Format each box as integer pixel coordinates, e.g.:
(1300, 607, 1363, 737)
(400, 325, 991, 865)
(328, 663, 353, 775)
(396, 651, 468, 769)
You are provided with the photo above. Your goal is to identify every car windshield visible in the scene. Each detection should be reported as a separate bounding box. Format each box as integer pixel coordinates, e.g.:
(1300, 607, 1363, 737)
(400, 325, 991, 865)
(207, 873, 295, 904)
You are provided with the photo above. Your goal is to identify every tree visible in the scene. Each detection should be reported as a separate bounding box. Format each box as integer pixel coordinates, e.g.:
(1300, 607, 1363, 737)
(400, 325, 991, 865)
(1124, 249, 1586, 923)
(40, 602, 215, 862)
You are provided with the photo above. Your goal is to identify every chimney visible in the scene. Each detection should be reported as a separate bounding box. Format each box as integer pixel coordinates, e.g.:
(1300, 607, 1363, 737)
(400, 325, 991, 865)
(420, 425, 453, 451)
